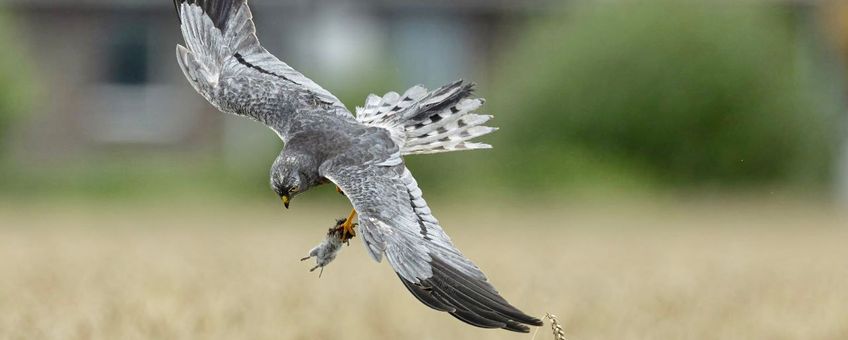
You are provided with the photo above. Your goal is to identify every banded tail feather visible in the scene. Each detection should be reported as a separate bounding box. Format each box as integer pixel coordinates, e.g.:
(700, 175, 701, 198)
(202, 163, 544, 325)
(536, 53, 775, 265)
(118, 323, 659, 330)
(356, 80, 498, 156)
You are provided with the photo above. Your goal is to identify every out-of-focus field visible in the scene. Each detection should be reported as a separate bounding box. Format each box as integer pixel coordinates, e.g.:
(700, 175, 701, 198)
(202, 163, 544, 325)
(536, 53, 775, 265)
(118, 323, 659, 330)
(0, 198, 846, 340)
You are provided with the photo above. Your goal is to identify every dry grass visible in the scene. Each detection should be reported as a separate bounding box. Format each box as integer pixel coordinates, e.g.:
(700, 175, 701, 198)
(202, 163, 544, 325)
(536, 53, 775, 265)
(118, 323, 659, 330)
(0, 198, 846, 340)
(542, 314, 566, 340)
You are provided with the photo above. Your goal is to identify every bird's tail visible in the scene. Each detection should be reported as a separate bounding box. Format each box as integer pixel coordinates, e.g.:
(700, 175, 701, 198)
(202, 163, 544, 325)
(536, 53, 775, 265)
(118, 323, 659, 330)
(355, 80, 497, 155)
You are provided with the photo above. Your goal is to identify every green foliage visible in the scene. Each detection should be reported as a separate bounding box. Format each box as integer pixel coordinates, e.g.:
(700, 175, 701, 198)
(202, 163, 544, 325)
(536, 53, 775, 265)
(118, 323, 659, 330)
(0, 13, 33, 156)
(0, 156, 271, 202)
(489, 0, 840, 192)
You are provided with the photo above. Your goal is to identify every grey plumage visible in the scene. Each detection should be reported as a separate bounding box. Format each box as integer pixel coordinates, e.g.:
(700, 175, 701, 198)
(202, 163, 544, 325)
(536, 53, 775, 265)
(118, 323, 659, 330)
(174, 0, 542, 332)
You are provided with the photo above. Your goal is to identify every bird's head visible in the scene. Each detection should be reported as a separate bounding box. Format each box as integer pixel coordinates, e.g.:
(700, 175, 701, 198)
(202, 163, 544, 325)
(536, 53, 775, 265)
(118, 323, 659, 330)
(270, 151, 319, 209)
(271, 168, 302, 209)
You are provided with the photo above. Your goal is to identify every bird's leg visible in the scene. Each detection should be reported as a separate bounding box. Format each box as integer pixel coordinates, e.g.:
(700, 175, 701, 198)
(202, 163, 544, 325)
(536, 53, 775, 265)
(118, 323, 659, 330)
(338, 209, 357, 243)
(328, 186, 355, 243)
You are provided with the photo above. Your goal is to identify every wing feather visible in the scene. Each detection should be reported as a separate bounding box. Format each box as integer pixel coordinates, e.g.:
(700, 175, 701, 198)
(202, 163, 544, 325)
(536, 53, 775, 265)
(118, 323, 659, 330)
(174, 0, 350, 140)
(321, 161, 542, 333)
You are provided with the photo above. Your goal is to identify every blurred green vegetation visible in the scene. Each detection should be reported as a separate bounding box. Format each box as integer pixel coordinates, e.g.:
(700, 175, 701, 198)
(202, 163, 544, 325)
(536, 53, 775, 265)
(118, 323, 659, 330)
(0, 1, 844, 202)
(481, 0, 841, 194)
(0, 155, 279, 202)
(0, 13, 33, 157)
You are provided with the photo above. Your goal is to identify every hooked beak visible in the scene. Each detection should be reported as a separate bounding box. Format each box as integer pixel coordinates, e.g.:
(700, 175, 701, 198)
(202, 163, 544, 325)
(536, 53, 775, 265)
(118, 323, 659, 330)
(281, 195, 290, 209)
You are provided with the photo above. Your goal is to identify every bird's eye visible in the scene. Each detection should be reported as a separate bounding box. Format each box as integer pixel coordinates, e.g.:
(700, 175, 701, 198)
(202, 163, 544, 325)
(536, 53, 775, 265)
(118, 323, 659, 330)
(290, 186, 300, 193)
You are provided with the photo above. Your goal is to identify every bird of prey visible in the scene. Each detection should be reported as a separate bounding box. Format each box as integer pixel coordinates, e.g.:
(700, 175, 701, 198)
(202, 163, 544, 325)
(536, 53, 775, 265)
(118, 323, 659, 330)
(173, 0, 543, 333)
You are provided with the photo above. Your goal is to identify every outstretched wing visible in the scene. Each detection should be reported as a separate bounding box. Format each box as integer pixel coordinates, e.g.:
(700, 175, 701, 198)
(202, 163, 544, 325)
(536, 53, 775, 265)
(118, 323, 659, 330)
(321, 160, 543, 333)
(174, 0, 350, 140)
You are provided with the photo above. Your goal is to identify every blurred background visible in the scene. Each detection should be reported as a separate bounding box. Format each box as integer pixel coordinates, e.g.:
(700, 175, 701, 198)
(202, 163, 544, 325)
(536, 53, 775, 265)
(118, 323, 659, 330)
(0, 0, 847, 339)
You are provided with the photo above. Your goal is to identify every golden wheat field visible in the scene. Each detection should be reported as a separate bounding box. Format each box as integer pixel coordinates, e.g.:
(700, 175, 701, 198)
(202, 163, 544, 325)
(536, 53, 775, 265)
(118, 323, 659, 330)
(0, 198, 846, 340)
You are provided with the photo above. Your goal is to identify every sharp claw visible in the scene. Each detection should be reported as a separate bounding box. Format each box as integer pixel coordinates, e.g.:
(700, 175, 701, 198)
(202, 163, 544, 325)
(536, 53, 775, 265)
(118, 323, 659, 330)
(300, 256, 312, 262)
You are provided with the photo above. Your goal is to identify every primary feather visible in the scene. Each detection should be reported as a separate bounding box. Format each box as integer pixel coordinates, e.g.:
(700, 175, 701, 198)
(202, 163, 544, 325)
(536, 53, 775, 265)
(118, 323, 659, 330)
(174, 0, 351, 141)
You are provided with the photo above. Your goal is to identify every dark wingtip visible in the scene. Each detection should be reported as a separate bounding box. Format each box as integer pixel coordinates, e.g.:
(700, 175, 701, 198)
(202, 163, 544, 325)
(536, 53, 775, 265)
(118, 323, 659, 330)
(532, 317, 545, 326)
(395, 257, 543, 333)
(504, 321, 532, 333)
(397, 273, 455, 313)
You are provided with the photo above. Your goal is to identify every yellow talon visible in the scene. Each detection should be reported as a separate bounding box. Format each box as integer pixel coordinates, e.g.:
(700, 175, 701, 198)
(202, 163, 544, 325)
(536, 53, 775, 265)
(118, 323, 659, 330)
(339, 209, 357, 242)
(329, 207, 357, 245)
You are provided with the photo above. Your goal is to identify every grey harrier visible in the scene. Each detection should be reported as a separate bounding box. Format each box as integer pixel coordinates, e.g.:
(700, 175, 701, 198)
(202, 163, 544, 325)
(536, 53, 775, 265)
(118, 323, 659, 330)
(174, 0, 542, 332)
